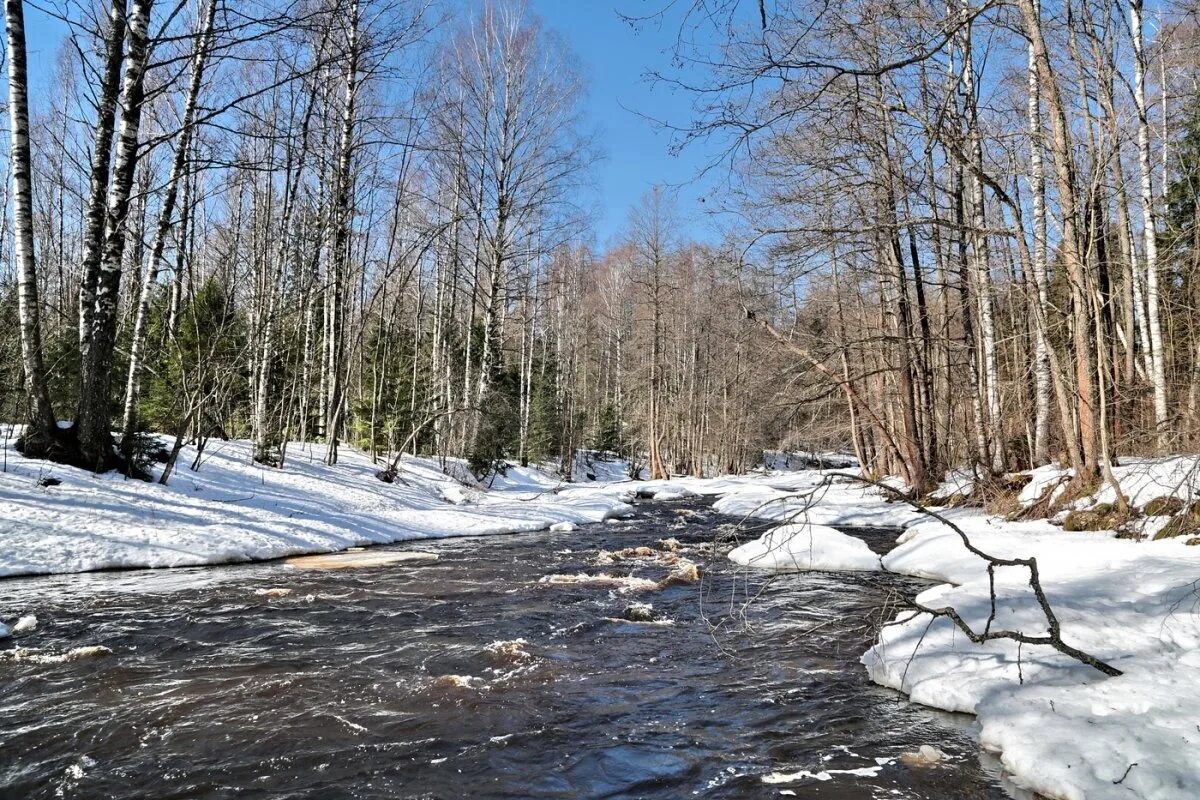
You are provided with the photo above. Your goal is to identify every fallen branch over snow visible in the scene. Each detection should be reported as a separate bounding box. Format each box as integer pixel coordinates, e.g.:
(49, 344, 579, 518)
(729, 472, 1122, 677)
(858, 476, 1122, 677)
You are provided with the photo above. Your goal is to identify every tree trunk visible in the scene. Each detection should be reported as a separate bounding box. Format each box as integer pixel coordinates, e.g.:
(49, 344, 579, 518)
(121, 0, 216, 450)
(5, 0, 57, 443)
(1131, 0, 1168, 448)
(78, 0, 128, 359)
(76, 0, 154, 472)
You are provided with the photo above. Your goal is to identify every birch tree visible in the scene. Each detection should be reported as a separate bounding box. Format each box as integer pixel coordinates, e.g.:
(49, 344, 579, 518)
(5, 0, 57, 451)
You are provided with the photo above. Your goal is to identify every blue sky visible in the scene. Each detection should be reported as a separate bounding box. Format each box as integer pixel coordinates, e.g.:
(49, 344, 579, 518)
(20, 1, 721, 247)
(528, 0, 721, 245)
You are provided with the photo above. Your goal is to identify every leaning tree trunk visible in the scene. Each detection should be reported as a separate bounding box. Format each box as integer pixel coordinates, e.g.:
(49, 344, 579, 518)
(76, 0, 154, 472)
(78, 0, 128, 359)
(5, 0, 57, 444)
(120, 0, 216, 451)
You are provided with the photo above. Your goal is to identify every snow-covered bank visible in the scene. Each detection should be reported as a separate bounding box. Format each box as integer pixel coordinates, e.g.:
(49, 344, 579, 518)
(709, 471, 923, 528)
(0, 437, 639, 578)
(714, 466, 1200, 799)
(864, 514, 1200, 799)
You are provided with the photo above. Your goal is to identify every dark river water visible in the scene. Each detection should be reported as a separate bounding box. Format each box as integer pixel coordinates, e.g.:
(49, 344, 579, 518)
(0, 499, 1017, 799)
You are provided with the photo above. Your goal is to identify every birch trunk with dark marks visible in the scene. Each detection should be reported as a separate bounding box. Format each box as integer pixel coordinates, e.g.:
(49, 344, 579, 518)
(1131, 0, 1168, 448)
(1026, 5, 1051, 464)
(77, 0, 154, 473)
(78, 0, 129, 360)
(120, 0, 217, 451)
(5, 0, 57, 444)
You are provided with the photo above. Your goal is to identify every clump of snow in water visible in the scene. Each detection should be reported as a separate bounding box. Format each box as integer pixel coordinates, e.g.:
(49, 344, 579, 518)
(12, 614, 37, 633)
(253, 587, 293, 598)
(538, 573, 660, 593)
(728, 523, 881, 572)
(647, 484, 697, 501)
(898, 745, 945, 767)
(1, 645, 113, 664)
(549, 521, 576, 532)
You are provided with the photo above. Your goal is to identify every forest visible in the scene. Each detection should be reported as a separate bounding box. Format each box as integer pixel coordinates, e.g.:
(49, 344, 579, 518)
(0, 0, 786, 486)
(3, 0, 1200, 502)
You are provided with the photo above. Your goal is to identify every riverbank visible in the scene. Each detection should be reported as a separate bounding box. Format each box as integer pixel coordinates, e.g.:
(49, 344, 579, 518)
(6, 434, 1199, 798)
(0, 436, 648, 579)
(717, 467, 1200, 800)
(0, 434, 857, 581)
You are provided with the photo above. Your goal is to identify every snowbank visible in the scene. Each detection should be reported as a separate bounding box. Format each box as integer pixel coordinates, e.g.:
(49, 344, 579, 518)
(728, 523, 881, 572)
(1017, 455, 1200, 518)
(643, 484, 698, 501)
(864, 513, 1200, 799)
(711, 472, 923, 528)
(0, 436, 634, 578)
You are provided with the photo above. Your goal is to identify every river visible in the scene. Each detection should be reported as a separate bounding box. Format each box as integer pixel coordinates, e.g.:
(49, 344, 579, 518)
(0, 498, 1019, 799)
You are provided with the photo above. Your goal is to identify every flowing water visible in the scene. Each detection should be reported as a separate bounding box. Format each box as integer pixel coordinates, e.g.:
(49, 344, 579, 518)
(0, 499, 1017, 799)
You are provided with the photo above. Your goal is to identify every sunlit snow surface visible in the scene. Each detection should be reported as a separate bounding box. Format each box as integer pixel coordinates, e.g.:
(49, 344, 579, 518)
(728, 523, 882, 572)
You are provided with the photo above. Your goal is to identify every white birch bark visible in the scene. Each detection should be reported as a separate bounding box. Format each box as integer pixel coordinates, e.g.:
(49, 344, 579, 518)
(77, 0, 154, 470)
(5, 0, 56, 436)
(78, 0, 128, 357)
(120, 0, 217, 446)
(1027, 6, 1051, 465)
(1132, 0, 1169, 446)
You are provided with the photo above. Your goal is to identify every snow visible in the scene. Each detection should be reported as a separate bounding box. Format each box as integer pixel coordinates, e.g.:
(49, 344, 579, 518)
(0, 435, 634, 578)
(5, 426, 1200, 799)
(863, 510, 1200, 799)
(1018, 455, 1200, 516)
(710, 471, 923, 528)
(643, 484, 697, 501)
(728, 523, 881, 572)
